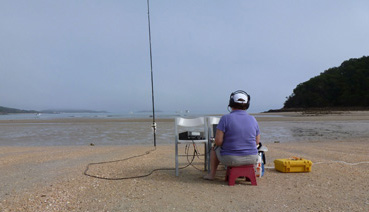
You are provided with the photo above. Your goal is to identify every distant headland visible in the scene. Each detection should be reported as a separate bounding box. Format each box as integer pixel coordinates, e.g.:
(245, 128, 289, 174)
(0, 106, 107, 115)
(0, 106, 39, 115)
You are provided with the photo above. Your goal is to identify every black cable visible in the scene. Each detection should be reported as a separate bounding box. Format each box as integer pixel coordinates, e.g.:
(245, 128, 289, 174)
(194, 142, 204, 160)
(83, 144, 203, 180)
(83, 147, 157, 180)
(185, 141, 206, 171)
(185, 143, 197, 170)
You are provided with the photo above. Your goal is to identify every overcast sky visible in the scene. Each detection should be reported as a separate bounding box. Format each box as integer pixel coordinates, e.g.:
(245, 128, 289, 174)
(1, 1, 369, 114)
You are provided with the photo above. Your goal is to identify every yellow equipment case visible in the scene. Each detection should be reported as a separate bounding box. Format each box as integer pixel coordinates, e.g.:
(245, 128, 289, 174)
(274, 158, 312, 173)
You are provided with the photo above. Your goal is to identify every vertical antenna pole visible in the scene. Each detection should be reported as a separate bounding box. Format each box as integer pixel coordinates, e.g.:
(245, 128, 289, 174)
(147, 0, 156, 147)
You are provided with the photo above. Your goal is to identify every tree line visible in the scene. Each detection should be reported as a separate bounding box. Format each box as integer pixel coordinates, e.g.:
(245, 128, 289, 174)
(283, 56, 369, 110)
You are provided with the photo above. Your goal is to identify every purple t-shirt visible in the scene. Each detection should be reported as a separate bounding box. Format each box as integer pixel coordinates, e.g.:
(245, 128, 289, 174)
(217, 110, 259, 156)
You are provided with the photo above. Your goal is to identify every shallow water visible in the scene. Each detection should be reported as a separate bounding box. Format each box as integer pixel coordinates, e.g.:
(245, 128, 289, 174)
(259, 121, 369, 142)
(0, 119, 368, 146)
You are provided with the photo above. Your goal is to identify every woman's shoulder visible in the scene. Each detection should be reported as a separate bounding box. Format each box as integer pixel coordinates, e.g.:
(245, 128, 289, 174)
(248, 114, 259, 124)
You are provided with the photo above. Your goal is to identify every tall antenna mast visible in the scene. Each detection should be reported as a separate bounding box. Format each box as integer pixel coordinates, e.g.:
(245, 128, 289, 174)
(147, 0, 156, 147)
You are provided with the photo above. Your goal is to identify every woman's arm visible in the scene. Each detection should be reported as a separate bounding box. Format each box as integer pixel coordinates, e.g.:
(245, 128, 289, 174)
(256, 134, 260, 146)
(214, 129, 224, 146)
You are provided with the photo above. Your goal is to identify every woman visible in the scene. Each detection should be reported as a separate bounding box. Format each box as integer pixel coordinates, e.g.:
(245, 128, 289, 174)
(204, 90, 260, 180)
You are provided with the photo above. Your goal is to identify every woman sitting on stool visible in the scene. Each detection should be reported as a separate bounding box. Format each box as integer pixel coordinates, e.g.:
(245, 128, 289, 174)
(204, 90, 260, 180)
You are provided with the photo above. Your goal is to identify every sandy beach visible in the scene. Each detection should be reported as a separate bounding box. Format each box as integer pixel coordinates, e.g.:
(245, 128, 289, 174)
(0, 112, 369, 211)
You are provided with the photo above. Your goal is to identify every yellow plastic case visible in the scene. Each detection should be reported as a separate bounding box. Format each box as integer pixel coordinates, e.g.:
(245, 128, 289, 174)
(274, 158, 312, 173)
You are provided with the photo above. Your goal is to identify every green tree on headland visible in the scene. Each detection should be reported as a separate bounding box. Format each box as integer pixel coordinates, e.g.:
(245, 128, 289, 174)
(283, 56, 369, 109)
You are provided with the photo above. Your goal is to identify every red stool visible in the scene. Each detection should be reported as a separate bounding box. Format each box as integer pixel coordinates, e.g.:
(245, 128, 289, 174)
(225, 164, 257, 186)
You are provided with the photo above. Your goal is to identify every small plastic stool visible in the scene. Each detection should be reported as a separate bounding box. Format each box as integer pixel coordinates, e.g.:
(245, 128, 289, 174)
(225, 164, 257, 186)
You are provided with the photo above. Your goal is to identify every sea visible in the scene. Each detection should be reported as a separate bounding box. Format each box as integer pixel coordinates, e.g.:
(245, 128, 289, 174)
(0, 112, 368, 146)
(0, 111, 172, 120)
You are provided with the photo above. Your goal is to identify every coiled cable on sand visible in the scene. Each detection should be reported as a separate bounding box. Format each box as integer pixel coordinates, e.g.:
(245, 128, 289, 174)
(83, 144, 201, 180)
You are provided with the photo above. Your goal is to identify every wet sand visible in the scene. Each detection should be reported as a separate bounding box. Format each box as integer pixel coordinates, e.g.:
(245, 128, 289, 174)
(0, 112, 369, 211)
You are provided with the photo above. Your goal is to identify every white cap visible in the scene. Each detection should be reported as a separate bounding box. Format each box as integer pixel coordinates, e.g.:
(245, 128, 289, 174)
(233, 93, 248, 104)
